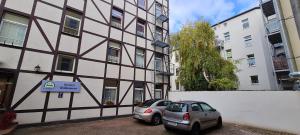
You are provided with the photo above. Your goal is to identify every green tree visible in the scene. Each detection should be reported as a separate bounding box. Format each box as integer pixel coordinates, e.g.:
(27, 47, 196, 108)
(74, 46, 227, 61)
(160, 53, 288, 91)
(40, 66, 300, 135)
(171, 21, 238, 91)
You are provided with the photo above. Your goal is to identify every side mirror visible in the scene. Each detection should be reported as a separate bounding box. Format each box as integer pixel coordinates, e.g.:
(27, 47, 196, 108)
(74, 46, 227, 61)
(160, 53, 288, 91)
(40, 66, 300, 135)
(210, 109, 216, 112)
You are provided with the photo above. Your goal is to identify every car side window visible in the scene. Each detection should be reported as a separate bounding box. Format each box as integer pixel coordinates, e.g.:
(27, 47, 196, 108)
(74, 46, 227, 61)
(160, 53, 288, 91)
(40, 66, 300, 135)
(191, 103, 202, 111)
(200, 103, 213, 112)
(164, 101, 171, 106)
(157, 101, 165, 106)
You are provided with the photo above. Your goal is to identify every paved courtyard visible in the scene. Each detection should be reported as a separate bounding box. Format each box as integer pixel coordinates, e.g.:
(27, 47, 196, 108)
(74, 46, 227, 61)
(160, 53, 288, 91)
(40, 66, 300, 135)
(12, 117, 293, 135)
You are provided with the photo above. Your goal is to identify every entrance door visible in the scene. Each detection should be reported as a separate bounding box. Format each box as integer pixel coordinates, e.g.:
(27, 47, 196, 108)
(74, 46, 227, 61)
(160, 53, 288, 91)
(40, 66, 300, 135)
(0, 75, 14, 109)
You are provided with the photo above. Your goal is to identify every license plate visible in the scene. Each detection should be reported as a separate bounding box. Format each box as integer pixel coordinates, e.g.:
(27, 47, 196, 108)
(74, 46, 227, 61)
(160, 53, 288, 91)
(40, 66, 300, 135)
(167, 122, 177, 126)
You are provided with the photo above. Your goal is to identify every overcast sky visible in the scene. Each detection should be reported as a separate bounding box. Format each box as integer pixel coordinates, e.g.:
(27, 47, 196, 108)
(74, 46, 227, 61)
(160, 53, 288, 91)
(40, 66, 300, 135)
(169, 0, 259, 33)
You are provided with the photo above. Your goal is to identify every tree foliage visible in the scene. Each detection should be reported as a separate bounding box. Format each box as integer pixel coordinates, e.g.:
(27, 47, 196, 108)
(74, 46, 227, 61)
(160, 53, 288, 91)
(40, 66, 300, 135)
(171, 21, 238, 91)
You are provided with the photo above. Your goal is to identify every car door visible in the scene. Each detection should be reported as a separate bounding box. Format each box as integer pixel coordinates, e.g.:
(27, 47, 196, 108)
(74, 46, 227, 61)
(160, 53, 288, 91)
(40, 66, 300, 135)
(199, 103, 218, 128)
(190, 103, 209, 129)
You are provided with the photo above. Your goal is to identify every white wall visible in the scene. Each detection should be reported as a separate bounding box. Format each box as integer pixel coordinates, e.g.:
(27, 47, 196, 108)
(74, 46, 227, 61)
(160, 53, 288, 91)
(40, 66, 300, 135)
(169, 91, 300, 134)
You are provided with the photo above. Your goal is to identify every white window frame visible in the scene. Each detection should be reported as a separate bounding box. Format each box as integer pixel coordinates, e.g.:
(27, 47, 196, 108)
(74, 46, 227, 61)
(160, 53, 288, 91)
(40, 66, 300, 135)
(63, 15, 81, 36)
(154, 89, 162, 99)
(55, 54, 76, 73)
(108, 43, 121, 63)
(0, 19, 28, 47)
(244, 35, 252, 47)
(134, 87, 144, 104)
(103, 87, 117, 105)
(138, 0, 146, 9)
(111, 8, 123, 29)
(247, 54, 256, 67)
(242, 18, 250, 29)
(136, 49, 145, 68)
(137, 20, 146, 37)
(224, 32, 230, 41)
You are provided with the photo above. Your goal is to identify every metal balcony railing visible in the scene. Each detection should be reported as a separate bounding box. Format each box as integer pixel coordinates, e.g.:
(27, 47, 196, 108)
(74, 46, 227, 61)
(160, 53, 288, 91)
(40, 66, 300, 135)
(266, 19, 281, 34)
(273, 57, 289, 71)
(152, 34, 169, 48)
(154, 59, 174, 76)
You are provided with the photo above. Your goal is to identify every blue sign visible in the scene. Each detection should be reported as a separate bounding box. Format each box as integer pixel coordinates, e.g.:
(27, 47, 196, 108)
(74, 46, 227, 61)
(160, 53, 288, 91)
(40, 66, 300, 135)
(41, 80, 81, 93)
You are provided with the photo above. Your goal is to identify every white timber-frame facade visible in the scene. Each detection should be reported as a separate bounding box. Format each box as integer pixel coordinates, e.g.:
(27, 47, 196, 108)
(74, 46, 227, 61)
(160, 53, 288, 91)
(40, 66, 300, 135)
(0, 0, 172, 125)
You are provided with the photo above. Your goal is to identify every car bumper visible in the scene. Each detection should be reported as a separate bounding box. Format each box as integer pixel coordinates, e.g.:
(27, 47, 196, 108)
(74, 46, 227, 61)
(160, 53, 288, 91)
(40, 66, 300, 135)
(162, 118, 191, 131)
(133, 112, 152, 123)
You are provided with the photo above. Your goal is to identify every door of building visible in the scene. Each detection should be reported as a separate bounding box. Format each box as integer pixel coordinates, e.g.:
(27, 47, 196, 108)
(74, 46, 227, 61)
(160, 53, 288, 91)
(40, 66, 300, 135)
(0, 74, 14, 109)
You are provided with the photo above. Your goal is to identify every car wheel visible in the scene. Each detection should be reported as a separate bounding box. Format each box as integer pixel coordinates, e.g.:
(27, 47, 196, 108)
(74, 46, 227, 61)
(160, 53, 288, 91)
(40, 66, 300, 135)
(191, 123, 201, 135)
(164, 126, 172, 131)
(152, 114, 161, 126)
(216, 117, 223, 129)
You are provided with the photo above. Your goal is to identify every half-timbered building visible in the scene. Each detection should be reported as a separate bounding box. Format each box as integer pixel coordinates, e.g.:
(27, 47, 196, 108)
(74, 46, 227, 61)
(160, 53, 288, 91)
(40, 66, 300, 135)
(0, 0, 172, 125)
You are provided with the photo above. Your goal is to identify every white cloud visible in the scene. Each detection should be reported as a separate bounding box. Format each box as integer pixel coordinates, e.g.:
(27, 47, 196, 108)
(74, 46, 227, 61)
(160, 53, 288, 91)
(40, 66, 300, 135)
(169, 0, 259, 33)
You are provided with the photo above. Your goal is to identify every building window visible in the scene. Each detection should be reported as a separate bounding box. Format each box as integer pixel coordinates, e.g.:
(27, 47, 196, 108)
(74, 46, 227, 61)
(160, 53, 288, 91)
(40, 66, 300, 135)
(134, 82, 144, 104)
(226, 49, 232, 60)
(136, 48, 145, 68)
(63, 10, 82, 36)
(244, 35, 252, 47)
(242, 18, 249, 29)
(111, 8, 123, 29)
(250, 75, 259, 84)
(154, 84, 163, 99)
(0, 13, 29, 46)
(103, 80, 118, 105)
(155, 2, 163, 17)
(176, 68, 180, 76)
(138, 0, 146, 9)
(223, 22, 227, 27)
(224, 32, 230, 41)
(155, 27, 163, 41)
(137, 19, 146, 37)
(56, 54, 75, 72)
(247, 54, 256, 67)
(155, 53, 163, 72)
(107, 42, 121, 63)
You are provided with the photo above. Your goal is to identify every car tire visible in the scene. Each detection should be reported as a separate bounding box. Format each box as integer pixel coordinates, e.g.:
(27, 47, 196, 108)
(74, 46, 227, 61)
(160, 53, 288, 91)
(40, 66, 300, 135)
(191, 123, 201, 135)
(164, 126, 172, 131)
(216, 117, 223, 129)
(152, 114, 161, 126)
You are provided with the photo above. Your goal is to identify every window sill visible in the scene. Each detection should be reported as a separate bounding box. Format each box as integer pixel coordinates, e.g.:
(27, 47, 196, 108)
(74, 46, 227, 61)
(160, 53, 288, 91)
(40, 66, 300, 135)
(111, 25, 123, 31)
(0, 43, 23, 49)
(137, 34, 146, 39)
(135, 66, 145, 69)
(54, 71, 75, 75)
(138, 7, 147, 11)
(251, 83, 260, 85)
(61, 32, 80, 38)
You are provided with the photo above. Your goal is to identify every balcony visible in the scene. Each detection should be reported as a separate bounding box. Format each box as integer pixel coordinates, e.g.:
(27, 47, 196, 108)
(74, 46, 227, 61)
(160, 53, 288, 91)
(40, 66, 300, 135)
(152, 34, 169, 48)
(266, 19, 281, 34)
(274, 47, 285, 56)
(154, 60, 174, 76)
(156, 13, 169, 22)
(261, 0, 276, 17)
(273, 57, 289, 71)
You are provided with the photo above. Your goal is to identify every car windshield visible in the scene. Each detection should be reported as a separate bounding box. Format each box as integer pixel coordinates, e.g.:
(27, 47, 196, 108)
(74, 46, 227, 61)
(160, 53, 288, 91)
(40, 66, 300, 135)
(139, 99, 159, 108)
(166, 102, 188, 112)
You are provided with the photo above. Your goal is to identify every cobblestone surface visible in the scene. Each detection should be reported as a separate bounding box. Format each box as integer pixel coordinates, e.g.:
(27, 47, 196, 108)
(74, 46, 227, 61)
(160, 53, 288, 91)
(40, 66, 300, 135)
(12, 117, 294, 135)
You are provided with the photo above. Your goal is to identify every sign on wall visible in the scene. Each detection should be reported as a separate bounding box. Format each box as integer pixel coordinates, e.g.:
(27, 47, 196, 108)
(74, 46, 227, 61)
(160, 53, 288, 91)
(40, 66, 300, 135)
(41, 80, 81, 93)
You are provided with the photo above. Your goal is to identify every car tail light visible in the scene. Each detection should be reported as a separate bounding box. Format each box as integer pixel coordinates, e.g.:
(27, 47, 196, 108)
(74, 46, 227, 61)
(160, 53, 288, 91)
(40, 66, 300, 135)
(144, 108, 152, 113)
(183, 113, 190, 121)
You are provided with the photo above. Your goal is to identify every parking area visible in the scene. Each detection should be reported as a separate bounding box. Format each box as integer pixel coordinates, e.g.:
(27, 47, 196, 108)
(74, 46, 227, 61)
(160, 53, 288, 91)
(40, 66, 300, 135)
(12, 117, 293, 135)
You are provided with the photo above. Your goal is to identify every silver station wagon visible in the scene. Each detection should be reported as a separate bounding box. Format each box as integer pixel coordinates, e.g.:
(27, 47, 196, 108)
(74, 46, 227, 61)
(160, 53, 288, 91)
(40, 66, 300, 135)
(133, 99, 172, 125)
(162, 101, 222, 135)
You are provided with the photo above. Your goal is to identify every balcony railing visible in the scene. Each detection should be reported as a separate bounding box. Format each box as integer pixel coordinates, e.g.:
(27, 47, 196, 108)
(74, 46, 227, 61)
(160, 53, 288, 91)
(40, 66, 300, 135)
(152, 34, 169, 48)
(266, 19, 281, 34)
(273, 57, 289, 71)
(154, 59, 174, 76)
(274, 47, 285, 56)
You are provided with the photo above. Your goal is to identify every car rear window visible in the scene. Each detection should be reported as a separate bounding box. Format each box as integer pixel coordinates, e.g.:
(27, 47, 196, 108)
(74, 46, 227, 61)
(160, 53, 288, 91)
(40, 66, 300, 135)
(139, 99, 159, 108)
(166, 103, 188, 112)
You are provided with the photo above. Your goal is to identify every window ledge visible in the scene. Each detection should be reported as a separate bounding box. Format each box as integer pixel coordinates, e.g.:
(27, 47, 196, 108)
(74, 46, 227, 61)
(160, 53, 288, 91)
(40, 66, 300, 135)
(61, 32, 80, 38)
(111, 25, 123, 31)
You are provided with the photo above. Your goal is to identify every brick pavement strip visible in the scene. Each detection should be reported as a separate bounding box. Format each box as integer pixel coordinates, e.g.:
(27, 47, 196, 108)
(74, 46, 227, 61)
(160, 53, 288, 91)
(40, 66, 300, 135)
(12, 117, 295, 135)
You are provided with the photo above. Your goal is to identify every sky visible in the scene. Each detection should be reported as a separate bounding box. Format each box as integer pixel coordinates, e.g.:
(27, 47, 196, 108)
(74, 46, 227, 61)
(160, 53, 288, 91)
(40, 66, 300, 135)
(169, 0, 259, 33)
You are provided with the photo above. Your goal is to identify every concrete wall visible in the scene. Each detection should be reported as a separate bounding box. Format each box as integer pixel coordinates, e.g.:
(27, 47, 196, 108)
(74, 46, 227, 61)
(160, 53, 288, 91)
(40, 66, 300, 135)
(169, 91, 300, 134)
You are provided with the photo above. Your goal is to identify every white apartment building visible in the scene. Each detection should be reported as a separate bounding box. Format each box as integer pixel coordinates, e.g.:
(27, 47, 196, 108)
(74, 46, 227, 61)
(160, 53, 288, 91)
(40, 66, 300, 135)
(212, 7, 278, 90)
(171, 7, 278, 91)
(0, 0, 172, 125)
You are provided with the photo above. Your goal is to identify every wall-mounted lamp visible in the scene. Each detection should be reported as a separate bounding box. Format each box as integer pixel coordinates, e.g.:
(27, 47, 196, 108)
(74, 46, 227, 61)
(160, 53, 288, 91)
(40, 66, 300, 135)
(34, 65, 41, 72)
